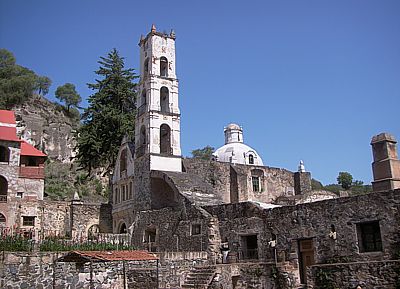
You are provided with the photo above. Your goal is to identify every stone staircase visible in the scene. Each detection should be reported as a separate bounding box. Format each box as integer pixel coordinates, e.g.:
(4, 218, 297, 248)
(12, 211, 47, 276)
(181, 265, 216, 289)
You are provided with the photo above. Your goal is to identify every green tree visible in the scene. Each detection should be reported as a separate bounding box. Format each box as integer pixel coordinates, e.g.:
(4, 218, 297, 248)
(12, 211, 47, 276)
(191, 145, 215, 160)
(35, 76, 52, 96)
(0, 49, 44, 109)
(75, 49, 138, 175)
(55, 83, 81, 112)
(337, 171, 353, 190)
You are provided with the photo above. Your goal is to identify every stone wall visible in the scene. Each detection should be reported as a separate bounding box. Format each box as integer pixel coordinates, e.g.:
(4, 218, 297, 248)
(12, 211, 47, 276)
(183, 158, 232, 203)
(157, 251, 209, 288)
(132, 198, 217, 254)
(182, 158, 296, 204)
(0, 252, 159, 289)
(210, 263, 275, 289)
(308, 260, 400, 289)
(206, 190, 400, 286)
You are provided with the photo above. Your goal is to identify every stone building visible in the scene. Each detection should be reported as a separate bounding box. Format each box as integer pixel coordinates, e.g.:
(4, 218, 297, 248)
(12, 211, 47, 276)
(0, 110, 112, 240)
(107, 26, 400, 288)
(2, 26, 399, 289)
(0, 110, 46, 234)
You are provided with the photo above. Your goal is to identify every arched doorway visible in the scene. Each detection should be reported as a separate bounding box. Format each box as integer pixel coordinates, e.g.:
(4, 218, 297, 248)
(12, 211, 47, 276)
(88, 224, 100, 239)
(160, 124, 171, 155)
(0, 213, 5, 224)
(119, 223, 127, 234)
(0, 176, 7, 203)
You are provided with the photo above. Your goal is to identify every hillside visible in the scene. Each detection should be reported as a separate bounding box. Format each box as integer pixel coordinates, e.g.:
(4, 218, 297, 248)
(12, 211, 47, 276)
(12, 94, 78, 162)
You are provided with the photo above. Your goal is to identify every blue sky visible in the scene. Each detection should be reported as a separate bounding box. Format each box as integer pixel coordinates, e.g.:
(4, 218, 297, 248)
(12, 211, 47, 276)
(1, 0, 399, 185)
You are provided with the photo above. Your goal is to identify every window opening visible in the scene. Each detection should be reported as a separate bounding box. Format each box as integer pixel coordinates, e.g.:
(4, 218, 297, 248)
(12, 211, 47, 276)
(252, 176, 260, 192)
(160, 57, 168, 77)
(357, 221, 382, 252)
(0, 146, 9, 163)
(160, 124, 172, 155)
(23, 216, 35, 226)
(144, 58, 149, 76)
(191, 224, 201, 236)
(249, 154, 254, 164)
(160, 87, 169, 113)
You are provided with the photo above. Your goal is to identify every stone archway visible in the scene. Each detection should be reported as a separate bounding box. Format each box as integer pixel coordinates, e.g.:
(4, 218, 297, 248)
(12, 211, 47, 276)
(0, 176, 8, 203)
(119, 222, 127, 234)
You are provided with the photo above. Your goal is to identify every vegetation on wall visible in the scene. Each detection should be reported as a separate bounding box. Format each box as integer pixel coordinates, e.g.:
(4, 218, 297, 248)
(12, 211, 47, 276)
(44, 160, 107, 201)
(191, 145, 215, 160)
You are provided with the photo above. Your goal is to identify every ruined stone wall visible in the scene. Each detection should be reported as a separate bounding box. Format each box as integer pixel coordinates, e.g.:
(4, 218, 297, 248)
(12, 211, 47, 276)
(132, 199, 217, 254)
(232, 164, 295, 204)
(157, 251, 209, 288)
(132, 154, 151, 211)
(182, 159, 295, 204)
(183, 158, 231, 203)
(0, 252, 159, 289)
(210, 263, 275, 289)
(308, 260, 400, 289)
(70, 202, 103, 239)
(40, 201, 71, 236)
(206, 190, 400, 286)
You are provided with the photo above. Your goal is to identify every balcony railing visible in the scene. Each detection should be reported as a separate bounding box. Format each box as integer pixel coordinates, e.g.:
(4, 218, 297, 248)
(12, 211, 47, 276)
(239, 249, 259, 260)
(0, 195, 7, 203)
(19, 166, 45, 179)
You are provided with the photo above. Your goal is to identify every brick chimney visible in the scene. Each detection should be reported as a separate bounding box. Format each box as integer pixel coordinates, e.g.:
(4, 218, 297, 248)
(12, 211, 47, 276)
(371, 133, 400, 192)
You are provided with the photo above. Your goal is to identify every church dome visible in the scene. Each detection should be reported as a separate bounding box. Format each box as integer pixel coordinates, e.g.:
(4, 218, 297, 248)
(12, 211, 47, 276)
(213, 123, 264, 166)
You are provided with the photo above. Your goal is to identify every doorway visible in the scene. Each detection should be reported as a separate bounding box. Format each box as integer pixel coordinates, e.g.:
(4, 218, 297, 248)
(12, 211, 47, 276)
(298, 238, 315, 284)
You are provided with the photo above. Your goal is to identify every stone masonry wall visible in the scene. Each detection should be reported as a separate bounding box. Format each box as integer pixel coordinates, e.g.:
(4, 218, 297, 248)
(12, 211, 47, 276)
(132, 198, 216, 254)
(206, 190, 400, 286)
(183, 158, 232, 203)
(308, 260, 400, 289)
(183, 159, 295, 204)
(0, 252, 159, 289)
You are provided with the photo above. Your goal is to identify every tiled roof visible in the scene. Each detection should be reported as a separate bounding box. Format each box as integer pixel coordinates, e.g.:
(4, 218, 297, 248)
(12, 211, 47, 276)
(58, 250, 158, 262)
(0, 126, 20, 142)
(20, 141, 47, 157)
(0, 110, 16, 125)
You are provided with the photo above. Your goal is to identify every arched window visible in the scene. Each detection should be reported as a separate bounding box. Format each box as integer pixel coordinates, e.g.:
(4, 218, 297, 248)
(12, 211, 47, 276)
(119, 222, 127, 234)
(160, 124, 171, 155)
(249, 154, 254, 165)
(0, 146, 9, 163)
(88, 224, 100, 239)
(0, 213, 5, 224)
(120, 149, 127, 173)
(0, 176, 7, 203)
(160, 87, 169, 113)
(144, 58, 149, 76)
(142, 89, 147, 106)
(160, 57, 168, 77)
(140, 126, 146, 146)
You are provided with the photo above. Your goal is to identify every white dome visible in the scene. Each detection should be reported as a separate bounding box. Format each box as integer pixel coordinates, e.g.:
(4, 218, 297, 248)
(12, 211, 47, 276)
(213, 123, 263, 165)
(213, 142, 264, 165)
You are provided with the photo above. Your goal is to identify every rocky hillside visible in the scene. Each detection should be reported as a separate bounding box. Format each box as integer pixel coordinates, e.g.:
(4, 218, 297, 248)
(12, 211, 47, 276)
(13, 94, 78, 162)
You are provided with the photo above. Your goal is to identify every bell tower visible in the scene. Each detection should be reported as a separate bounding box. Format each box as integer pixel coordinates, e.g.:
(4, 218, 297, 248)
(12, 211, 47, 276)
(135, 25, 182, 172)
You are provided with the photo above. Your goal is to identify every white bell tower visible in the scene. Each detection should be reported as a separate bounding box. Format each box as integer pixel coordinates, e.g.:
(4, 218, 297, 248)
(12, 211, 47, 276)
(135, 25, 182, 172)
